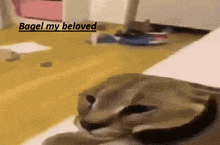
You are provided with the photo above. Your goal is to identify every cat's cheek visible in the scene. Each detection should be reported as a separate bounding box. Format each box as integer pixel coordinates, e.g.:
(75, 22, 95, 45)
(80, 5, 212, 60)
(75, 117, 115, 140)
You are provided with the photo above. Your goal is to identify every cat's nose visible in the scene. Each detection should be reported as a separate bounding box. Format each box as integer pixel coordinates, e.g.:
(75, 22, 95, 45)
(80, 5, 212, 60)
(80, 120, 108, 131)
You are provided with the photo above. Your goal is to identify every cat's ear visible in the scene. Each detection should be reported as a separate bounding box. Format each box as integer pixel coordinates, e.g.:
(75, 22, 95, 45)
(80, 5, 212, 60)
(132, 102, 206, 133)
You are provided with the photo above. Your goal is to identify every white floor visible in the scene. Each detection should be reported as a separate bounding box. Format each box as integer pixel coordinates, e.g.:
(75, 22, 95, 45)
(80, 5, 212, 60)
(144, 27, 220, 88)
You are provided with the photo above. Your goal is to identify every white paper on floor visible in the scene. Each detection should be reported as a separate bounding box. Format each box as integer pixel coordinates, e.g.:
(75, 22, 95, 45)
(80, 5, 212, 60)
(0, 42, 51, 54)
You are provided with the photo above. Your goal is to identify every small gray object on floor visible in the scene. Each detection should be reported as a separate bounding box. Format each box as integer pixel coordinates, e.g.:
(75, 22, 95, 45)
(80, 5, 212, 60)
(40, 62, 53, 67)
(0, 49, 21, 62)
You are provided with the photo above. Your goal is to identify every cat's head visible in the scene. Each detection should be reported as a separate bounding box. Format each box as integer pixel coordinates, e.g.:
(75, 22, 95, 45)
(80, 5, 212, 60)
(74, 73, 216, 140)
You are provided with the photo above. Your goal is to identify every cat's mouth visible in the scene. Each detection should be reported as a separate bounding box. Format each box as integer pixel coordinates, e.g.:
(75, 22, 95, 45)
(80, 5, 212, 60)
(75, 117, 129, 139)
(80, 120, 109, 131)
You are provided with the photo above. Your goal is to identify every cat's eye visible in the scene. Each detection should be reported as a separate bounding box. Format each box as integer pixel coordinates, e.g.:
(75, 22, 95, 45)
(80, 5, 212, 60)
(119, 105, 156, 116)
(86, 95, 96, 104)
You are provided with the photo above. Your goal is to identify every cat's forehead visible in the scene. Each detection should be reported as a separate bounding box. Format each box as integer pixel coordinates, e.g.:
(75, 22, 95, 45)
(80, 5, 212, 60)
(85, 75, 165, 108)
(90, 74, 149, 96)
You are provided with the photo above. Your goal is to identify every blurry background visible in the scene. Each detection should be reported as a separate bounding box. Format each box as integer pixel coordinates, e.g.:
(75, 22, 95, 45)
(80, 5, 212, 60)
(0, 0, 219, 145)
(3, 0, 219, 30)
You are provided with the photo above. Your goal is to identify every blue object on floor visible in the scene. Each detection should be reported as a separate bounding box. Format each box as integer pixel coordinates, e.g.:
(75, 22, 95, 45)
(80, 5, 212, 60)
(95, 33, 168, 45)
(97, 34, 152, 45)
(119, 35, 151, 45)
(98, 35, 118, 43)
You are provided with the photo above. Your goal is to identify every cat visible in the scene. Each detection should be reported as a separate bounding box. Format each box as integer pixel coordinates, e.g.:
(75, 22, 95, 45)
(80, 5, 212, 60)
(42, 73, 220, 145)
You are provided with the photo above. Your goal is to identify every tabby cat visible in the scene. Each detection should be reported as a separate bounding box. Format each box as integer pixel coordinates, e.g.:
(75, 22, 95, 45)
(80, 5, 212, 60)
(43, 73, 220, 145)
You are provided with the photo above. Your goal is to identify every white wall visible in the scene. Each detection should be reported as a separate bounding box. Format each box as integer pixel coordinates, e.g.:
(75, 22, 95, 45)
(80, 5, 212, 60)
(64, 0, 90, 23)
(136, 0, 220, 30)
(64, 0, 138, 24)
(89, 0, 129, 24)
